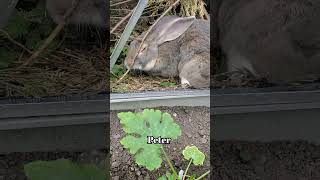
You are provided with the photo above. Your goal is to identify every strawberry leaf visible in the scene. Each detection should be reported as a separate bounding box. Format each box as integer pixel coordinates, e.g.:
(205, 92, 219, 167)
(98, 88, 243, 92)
(118, 109, 181, 171)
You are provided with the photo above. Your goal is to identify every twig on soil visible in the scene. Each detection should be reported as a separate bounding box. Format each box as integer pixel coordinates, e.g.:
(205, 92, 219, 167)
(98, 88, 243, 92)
(21, 0, 79, 67)
(116, 0, 181, 84)
(116, 69, 130, 83)
(0, 29, 33, 54)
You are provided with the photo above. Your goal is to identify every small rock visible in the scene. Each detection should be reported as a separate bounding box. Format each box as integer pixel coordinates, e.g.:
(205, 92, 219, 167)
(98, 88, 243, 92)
(201, 137, 207, 144)
(186, 133, 192, 138)
(111, 162, 119, 168)
(144, 173, 151, 180)
(112, 176, 120, 180)
(173, 113, 177, 117)
(130, 167, 135, 171)
(199, 129, 206, 136)
(136, 170, 141, 176)
(113, 134, 121, 139)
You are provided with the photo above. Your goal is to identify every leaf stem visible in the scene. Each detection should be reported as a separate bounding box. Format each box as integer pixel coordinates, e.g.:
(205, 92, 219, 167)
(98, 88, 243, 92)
(195, 170, 210, 180)
(183, 159, 192, 180)
(161, 146, 179, 179)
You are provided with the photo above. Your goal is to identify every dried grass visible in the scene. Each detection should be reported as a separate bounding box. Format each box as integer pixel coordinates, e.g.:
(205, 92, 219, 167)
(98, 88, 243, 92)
(111, 74, 186, 93)
(0, 48, 107, 97)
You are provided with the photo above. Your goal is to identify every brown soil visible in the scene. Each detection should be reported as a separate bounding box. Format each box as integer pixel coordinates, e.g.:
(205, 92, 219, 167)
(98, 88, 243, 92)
(212, 141, 320, 180)
(110, 106, 210, 179)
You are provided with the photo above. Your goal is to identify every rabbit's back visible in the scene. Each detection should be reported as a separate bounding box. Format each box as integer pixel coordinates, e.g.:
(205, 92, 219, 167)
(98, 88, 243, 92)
(177, 19, 210, 88)
(219, 0, 320, 83)
(178, 19, 210, 71)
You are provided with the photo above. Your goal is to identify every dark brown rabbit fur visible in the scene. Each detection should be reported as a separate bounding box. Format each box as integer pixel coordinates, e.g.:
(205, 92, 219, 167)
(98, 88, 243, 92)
(125, 16, 210, 88)
(218, 0, 320, 84)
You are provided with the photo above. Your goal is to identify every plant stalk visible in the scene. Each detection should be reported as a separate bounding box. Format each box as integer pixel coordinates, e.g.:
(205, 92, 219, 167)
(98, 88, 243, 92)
(182, 159, 192, 180)
(195, 170, 210, 180)
(161, 146, 179, 179)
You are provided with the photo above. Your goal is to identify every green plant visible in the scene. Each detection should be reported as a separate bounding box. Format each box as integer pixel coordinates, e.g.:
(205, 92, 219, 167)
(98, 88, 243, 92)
(118, 109, 210, 180)
(0, 7, 59, 68)
(160, 82, 177, 87)
(24, 159, 107, 180)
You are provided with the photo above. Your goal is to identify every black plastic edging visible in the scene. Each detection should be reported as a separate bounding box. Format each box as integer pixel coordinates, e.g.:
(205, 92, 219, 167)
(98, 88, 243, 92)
(213, 88, 320, 143)
(0, 94, 108, 153)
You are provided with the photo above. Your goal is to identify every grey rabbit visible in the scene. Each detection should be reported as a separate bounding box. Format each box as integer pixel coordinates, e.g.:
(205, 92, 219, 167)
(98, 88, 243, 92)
(124, 16, 210, 88)
(46, 0, 107, 28)
(218, 0, 320, 84)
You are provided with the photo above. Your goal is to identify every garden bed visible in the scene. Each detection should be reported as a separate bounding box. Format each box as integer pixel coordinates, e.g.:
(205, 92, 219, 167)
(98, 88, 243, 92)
(213, 87, 320, 179)
(212, 140, 320, 179)
(110, 106, 210, 179)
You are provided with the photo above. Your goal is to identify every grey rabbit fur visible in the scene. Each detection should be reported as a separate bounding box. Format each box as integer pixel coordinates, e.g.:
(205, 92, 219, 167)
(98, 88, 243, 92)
(46, 0, 107, 28)
(124, 16, 210, 88)
(218, 0, 320, 84)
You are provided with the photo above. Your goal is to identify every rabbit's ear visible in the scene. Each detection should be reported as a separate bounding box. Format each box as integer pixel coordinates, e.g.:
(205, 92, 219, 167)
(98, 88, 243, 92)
(152, 16, 196, 45)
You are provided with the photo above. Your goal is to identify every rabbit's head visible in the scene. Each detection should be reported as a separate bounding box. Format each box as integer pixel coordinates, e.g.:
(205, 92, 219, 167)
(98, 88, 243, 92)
(124, 16, 196, 72)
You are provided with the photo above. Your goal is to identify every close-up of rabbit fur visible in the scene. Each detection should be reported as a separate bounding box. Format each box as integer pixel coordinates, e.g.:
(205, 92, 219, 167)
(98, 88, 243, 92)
(218, 0, 320, 84)
(125, 16, 210, 88)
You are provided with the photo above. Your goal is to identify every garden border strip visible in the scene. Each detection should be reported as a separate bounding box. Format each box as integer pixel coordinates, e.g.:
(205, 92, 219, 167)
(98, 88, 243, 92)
(213, 87, 320, 143)
(0, 94, 108, 153)
(110, 89, 210, 110)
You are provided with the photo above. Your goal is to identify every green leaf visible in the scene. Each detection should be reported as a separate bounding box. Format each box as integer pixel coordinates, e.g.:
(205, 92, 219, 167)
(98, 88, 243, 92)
(160, 82, 177, 87)
(118, 109, 182, 171)
(158, 176, 167, 180)
(158, 171, 177, 180)
(25, 32, 42, 50)
(182, 146, 205, 166)
(24, 159, 106, 180)
(4, 11, 30, 39)
(112, 64, 126, 77)
(186, 174, 197, 180)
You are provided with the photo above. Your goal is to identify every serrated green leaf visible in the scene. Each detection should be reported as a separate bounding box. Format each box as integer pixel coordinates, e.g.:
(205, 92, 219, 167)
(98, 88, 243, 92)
(182, 146, 205, 166)
(118, 109, 182, 171)
(24, 159, 106, 180)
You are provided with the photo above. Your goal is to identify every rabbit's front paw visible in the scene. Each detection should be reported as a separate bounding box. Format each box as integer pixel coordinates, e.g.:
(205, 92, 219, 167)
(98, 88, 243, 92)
(180, 77, 191, 88)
